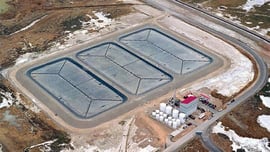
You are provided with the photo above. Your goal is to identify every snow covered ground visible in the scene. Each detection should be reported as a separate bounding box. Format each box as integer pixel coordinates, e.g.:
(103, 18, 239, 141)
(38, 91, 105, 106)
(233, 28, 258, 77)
(242, 0, 270, 11)
(260, 95, 270, 108)
(15, 52, 39, 65)
(159, 16, 254, 96)
(49, 11, 115, 53)
(257, 115, 270, 132)
(0, 91, 14, 109)
(213, 122, 270, 152)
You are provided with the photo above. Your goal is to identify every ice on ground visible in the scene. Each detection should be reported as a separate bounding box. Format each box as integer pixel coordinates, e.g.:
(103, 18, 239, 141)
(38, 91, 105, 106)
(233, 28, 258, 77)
(0, 91, 14, 109)
(257, 115, 270, 132)
(259, 95, 270, 108)
(242, 0, 270, 11)
(213, 122, 270, 152)
(159, 16, 254, 96)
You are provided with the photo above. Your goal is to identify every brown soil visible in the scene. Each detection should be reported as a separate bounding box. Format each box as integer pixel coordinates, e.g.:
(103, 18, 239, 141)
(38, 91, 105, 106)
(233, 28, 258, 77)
(0, 80, 71, 152)
(133, 112, 172, 149)
(0, 1, 132, 150)
(210, 133, 233, 152)
(211, 92, 270, 151)
(179, 137, 208, 152)
(221, 96, 270, 138)
(0, 0, 132, 68)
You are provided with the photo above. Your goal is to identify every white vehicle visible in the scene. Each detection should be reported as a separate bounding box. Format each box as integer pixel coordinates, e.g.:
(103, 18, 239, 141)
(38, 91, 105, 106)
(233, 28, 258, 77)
(199, 113, 205, 119)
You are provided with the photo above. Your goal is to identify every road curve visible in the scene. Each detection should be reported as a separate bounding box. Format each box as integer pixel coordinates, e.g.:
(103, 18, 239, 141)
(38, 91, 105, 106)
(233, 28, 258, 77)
(144, 0, 269, 151)
(201, 126, 222, 152)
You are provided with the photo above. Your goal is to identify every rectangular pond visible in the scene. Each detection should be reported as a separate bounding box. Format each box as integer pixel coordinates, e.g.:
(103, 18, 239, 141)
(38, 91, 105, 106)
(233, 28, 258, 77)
(119, 28, 212, 74)
(28, 58, 126, 118)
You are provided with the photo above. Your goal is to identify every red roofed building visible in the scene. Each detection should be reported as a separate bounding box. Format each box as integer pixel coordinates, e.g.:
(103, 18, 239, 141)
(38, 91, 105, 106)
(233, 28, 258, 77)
(179, 96, 198, 115)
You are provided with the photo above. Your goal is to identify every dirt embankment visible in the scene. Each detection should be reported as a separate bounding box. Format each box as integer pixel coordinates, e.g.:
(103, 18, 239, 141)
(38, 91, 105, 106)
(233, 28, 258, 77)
(0, 0, 132, 68)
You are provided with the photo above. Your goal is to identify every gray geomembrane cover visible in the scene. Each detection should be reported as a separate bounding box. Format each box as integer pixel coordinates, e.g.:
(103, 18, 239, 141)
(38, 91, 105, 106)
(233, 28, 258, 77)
(29, 59, 125, 118)
(77, 43, 172, 95)
(120, 28, 211, 74)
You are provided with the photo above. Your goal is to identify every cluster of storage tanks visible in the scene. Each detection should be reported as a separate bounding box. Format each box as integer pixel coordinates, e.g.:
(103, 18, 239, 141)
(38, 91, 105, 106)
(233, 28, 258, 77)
(151, 103, 186, 129)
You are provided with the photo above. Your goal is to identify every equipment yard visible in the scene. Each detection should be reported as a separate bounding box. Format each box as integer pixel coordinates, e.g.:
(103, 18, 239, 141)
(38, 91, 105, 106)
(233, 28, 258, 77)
(0, 0, 269, 151)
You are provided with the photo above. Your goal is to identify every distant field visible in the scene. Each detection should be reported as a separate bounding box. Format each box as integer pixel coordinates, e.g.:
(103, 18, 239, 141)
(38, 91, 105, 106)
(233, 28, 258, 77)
(182, 0, 270, 36)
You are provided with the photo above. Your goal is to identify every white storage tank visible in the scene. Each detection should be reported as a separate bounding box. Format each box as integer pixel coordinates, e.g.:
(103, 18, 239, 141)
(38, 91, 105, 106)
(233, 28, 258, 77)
(160, 103, 166, 112)
(168, 116, 172, 120)
(176, 119, 181, 126)
(163, 113, 168, 118)
(165, 105, 173, 115)
(179, 113, 186, 123)
(159, 116, 164, 122)
(172, 121, 178, 129)
(152, 111, 156, 117)
(168, 120, 172, 127)
(156, 109, 160, 113)
(172, 109, 179, 118)
(164, 118, 169, 124)
(159, 111, 164, 116)
(156, 114, 160, 120)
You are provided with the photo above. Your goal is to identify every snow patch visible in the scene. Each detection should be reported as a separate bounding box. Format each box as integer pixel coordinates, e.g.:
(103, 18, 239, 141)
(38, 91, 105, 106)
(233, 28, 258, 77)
(11, 16, 47, 35)
(16, 93, 40, 113)
(0, 91, 14, 109)
(242, 0, 270, 11)
(82, 11, 112, 31)
(29, 139, 57, 152)
(15, 52, 38, 65)
(61, 144, 116, 152)
(257, 115, 270, 132)
(61, 143, 158, 152)
(213, 122, 270, 152)
(159, 16, 254, 96)
(260, 95, 270, 108)
(49, 11, 114, 53)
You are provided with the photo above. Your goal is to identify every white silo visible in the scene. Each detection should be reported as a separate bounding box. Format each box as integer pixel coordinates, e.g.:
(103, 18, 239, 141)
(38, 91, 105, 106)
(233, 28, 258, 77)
(172, 121, 178, 129)
(165, 105, 173, 115)
(168, 116, 172, 121)
(159, 116, 164, 122)
(160, 103, 166, 112)
(159, 111, 163, 116)
(176, 119, 181, 126)
(172, 109, 179, 118)
(156, 109, 160, 113)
